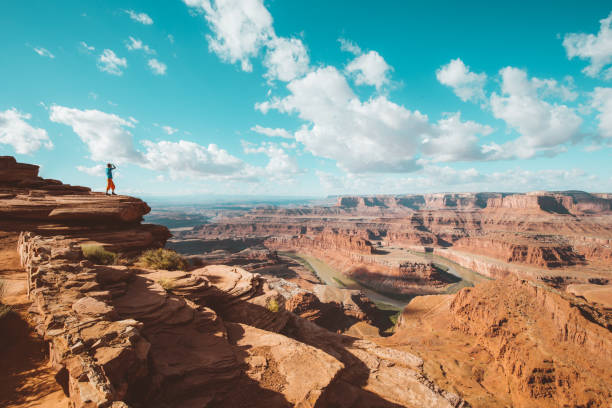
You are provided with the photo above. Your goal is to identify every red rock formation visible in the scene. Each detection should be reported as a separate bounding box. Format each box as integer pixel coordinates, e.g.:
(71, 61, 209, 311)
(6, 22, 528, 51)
(0, 156, 170, 252)
(4, 156, 466, 407)
(387, 278, 612, 407)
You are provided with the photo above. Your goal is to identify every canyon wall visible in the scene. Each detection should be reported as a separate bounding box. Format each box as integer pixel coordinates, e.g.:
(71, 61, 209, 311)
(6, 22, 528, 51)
(2, 157, 468, 408)
(389, 278, 612, 407)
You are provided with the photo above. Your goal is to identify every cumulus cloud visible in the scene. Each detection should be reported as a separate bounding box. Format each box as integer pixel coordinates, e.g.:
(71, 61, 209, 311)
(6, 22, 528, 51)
(422, 113, 493, 162)
(126, 37, 155, 54)
(49, 105, 142, 163)
(257, 66, 428, 173)
(487, 67, 583, 159)
(563, 11, 612, 79)
(338, 38, 362, 55)
(591, 87, 612, 139)
(263, 37, 309, 82)
(148, 58, 167, 75)
(436, 58, 487, 102)
(52, 105, 261, 181)
(142, 140, 250, 179)
(243, 141, 301, 180)
(33, 47, 55, 59)
(97, 49, 127, 75)
(76, 164, 106, 177)
(0, 108, 53, 154)
(182, 0, 273, 72)
(250, 124, 293, 139)
(125, 10, 153, 25)
(345, 50, 393, 90)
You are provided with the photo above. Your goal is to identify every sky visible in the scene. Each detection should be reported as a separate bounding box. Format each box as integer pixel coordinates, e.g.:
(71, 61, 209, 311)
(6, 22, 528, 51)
(1, 0, 612, 197)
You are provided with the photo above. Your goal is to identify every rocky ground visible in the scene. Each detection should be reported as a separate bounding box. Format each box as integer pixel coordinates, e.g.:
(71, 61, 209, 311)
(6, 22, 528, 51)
(2, 155, 611, 407)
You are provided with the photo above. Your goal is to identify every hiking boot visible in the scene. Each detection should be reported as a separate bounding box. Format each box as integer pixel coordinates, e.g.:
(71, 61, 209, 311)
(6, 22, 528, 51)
(111, 192, 117, 195)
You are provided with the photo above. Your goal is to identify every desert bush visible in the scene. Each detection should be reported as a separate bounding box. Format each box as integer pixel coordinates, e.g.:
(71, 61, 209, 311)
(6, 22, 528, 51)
(0, 280, 11, 320)
(138, 248, 187, 271)
(266, 297, 280, 313)
(81, 244, 117, 265)
(157, 278, 176, 291)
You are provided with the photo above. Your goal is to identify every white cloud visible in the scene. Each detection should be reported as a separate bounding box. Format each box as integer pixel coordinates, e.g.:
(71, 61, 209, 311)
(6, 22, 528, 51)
(316, 170, 344, 191)
(33, 47, 55, 59)
(142, 140, 250, 179)
(251, 124, 293, 139)
(563, 11, 612, 78)
(532, 76, 578, 102)
(97, 49, 127, 75)
(591, 87, 612, 139)
(125, 10, 153, 25)
(148, 58, 167, 75)
(487, 67, 583, 159)
(76, 164, 106, 177)
(182, 0, 273, 72)
(167, 34, 175, 44)
(338, 38, 361, 55)
(257, 66, 429, 173)
(80, 41, 95, 52)
(0, 108, 53, 154)
(346, 50, 392, 90)
(436, 58, 487, 102)
(162, 125, 178, 135)
(422, 112, 493, 162)
(243, 141, 300, 180)
(49, 105, 142, 163)
(264, 36, 309, 82)
(126, 37, 155, 54)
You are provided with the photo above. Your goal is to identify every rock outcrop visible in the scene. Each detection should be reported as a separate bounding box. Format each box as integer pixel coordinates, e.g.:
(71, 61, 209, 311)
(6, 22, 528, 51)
(188, 189, 612, 285)
(0, 156, 170, 252)
(4, 157, 467, 408)
(387, 278, 612, 407)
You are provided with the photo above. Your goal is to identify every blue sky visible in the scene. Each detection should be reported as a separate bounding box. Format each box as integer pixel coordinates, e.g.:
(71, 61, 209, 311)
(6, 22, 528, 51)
(1, 0, 611, 196)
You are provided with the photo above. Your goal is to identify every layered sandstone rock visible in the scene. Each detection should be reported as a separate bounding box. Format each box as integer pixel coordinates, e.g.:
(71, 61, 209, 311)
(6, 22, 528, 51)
(0, 156, 170, 252)
(387, 278, 612, 407)
(189, 189, 612, 284)
(18, 231, 466, 408)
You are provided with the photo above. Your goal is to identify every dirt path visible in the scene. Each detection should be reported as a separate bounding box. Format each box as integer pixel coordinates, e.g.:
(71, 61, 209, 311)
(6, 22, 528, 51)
(0, 232, 69, 408)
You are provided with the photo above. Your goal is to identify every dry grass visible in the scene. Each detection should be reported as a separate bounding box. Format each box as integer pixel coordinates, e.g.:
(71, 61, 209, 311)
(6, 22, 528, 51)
(266, 297, 280, 313)
(81, 244, 117, 265)
(157, 278, 176, 292)
(138, 248, 187, 271)
(0, 280, 11, 320)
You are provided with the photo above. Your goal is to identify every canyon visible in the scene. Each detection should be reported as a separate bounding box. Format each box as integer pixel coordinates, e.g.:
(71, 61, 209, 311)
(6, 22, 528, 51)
(1, 156, 611, 407)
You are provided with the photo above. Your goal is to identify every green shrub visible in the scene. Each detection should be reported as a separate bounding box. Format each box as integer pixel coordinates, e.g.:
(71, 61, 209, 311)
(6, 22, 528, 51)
(266, 297, 280, 313)
(138, 248, 187, 271)
(81, 244, 117, 265)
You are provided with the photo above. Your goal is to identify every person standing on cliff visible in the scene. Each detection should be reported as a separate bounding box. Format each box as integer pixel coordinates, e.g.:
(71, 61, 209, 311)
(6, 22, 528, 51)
(105, 163, 116, 196)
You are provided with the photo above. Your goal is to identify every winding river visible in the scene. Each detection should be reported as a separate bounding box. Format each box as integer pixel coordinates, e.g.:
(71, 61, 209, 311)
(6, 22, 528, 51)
(284, 246, 488, 310)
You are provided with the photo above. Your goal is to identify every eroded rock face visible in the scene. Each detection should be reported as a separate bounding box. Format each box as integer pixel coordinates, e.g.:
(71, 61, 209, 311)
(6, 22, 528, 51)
(389, 278, 612, 407)
(0, 156, 170, 252)
(186, 189, 612, 285)
(18, 232, 466, 408)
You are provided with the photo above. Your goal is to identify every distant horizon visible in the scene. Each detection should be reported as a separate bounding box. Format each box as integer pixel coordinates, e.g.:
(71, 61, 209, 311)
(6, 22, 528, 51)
(2, 1, 612, 196)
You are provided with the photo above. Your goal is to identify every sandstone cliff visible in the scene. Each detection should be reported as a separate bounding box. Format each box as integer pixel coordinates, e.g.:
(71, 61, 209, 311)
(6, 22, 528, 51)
(1, 157, 467, 408)
(386, 278, 612, 407)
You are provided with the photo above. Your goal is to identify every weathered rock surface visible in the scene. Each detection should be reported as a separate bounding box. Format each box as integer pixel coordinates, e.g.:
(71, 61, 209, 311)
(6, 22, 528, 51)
(386, 278, 612, 407)
(0, 156, 170, 252)
(187, 189, 612, 286)
(18, 232, 465, 407)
